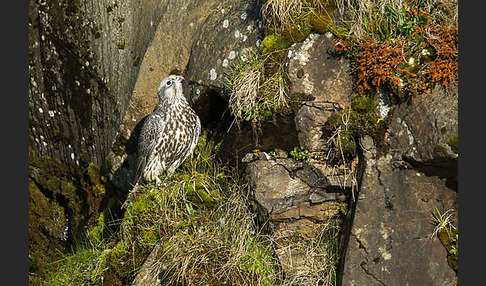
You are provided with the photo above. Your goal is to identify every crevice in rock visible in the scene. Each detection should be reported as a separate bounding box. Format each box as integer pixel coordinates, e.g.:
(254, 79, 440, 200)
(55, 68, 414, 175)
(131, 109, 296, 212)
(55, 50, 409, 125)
(336, 137, 367, 285)
(360, 261, 387, 286)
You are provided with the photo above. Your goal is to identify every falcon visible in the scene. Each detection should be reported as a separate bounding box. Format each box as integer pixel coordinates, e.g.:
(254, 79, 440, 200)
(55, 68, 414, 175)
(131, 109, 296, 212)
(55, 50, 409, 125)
(133, 74, 201, 185)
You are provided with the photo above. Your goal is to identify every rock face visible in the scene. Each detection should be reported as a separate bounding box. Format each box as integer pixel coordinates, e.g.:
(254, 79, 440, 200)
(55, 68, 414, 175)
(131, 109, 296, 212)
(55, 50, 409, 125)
(341, 136, 458, 286)
(341, 86, 458, 286)
(29, 0, 167, 277)
(387, 86, 458, 191)
(241, 32, 357, 279)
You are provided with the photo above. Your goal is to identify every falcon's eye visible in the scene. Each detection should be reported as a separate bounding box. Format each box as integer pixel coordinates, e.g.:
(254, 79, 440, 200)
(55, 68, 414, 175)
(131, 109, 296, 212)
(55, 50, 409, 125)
(166, 80, 172, 86)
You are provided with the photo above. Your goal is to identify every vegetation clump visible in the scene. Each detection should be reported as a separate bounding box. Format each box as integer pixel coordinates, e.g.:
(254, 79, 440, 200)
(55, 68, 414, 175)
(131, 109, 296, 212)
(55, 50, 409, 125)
(92, 131, 278, 285)
(225, 1, 339, 146)
(333, 0, 458, 99)
(327, 94, 378, 160)
(431, 207, 458, 272)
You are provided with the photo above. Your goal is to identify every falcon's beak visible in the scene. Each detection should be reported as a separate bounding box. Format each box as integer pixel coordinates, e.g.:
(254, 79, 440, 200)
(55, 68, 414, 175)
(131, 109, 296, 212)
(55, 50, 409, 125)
(175, 75, 184, 83)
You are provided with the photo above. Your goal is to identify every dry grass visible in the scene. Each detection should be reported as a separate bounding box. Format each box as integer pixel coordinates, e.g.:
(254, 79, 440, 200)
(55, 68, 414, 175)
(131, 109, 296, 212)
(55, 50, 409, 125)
(225, 51, 288, 124)
(430, 207, 456, 239)
(262, 0, 304, 30)
(227, 54, 262, 122)
(277, 222, 340, 286)
(156, 191, 277, 285)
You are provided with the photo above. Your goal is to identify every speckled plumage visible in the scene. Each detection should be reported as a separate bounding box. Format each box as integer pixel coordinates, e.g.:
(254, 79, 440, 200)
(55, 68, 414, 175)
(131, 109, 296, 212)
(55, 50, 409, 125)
(133, 74, 201, 184)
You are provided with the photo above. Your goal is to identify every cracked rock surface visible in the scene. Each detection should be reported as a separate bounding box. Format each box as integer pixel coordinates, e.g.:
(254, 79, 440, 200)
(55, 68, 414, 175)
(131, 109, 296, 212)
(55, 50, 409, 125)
(341, 136, 458, 286)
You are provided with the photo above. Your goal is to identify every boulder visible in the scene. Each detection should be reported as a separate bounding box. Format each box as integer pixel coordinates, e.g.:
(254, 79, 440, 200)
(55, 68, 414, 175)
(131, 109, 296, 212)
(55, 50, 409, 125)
(288, 32, 354, 152)
(387, 86, 458, 162)
(244, 154, 350, 277)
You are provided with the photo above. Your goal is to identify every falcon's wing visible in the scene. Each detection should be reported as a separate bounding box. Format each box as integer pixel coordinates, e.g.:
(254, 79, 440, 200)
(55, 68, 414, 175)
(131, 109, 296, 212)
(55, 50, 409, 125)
(133, 114, 166, 184)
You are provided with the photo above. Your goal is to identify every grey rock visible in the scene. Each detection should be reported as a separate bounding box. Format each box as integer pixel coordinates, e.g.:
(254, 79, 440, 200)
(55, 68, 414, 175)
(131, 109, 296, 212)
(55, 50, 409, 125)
(183, 0, 264, 104)
(387, 86, 458, 161)
(245, 159, 311, 214)
(288, 33, 354, 152)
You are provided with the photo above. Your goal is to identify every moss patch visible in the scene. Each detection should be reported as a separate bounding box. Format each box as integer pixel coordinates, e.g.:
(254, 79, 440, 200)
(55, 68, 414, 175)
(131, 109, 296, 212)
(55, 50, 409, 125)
(327, 94, 378, 158)
(437, 228, 458, 272)
(446, 133, 458, 154)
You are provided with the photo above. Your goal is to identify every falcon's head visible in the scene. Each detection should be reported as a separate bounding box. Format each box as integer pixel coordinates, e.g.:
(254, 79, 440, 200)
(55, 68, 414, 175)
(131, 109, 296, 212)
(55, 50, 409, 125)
(157, 74, 184, 104)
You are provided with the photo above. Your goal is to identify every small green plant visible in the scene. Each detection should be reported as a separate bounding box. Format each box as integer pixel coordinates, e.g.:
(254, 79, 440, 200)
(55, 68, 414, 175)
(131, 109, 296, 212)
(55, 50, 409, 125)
(290, 146, 310, 160)
(431, 207, 458, 272)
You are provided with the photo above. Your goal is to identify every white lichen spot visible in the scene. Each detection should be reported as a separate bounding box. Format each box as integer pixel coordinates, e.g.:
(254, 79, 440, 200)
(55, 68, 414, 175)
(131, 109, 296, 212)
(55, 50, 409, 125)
(288, 50, 293, 59)
(378, 246, 392, 261)
(196, 88, 201, 95)
(85, 61, 90, 67)
(416, 172, 421, 176)
(257, 20, 262, 29)
(75, 80, 81, 86)
(40, 135, 45, 141)
(324, 31, 333, 38)
(39, 107, 44, 114)
(242, 35, 247, 42)
(228, 50, 236, 60)
(223, 19, 229, 28)
(150, 20, 154, 27)
(302, 73, 314, 94)
(222, 59, 229, 67)
(41, 35, 45, 41)
(71, 153, 75, 160)
(377, 93, 391, 118)
(86, 88, 91, 94)
(247, 24, 253, 31)
(235, 30, 241, 38)
(68, 144, 72, 149)
(221, 8, 225, 14)
(209, 68, 217, 81)
(293, 34, 319, 66)
(190, 22, 194, 27)
(256, 39, 261, 47)
(406, 56, 415, 65)
(240, 11, 247, 20)
(379, 222, 393, 240)
(48, 110, 55, 117)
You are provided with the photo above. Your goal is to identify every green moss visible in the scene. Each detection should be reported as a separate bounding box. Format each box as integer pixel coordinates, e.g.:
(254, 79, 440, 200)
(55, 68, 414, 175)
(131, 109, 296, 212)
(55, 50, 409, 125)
(260, 33, 292, 58)
(118, 42, 125, 49)
(54, 129, 63, 140)
(87, 212, 105, 245)
(327, 94, 377, 158)
(93, 240, 127, 278)
(87, 162, 105, 197)
(438, 228, 458, 272)
(111, 134, 128, 156)
(104, 156, 113, 171)
(446, 133, 458, 153)
(283, 12, 313, 42)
